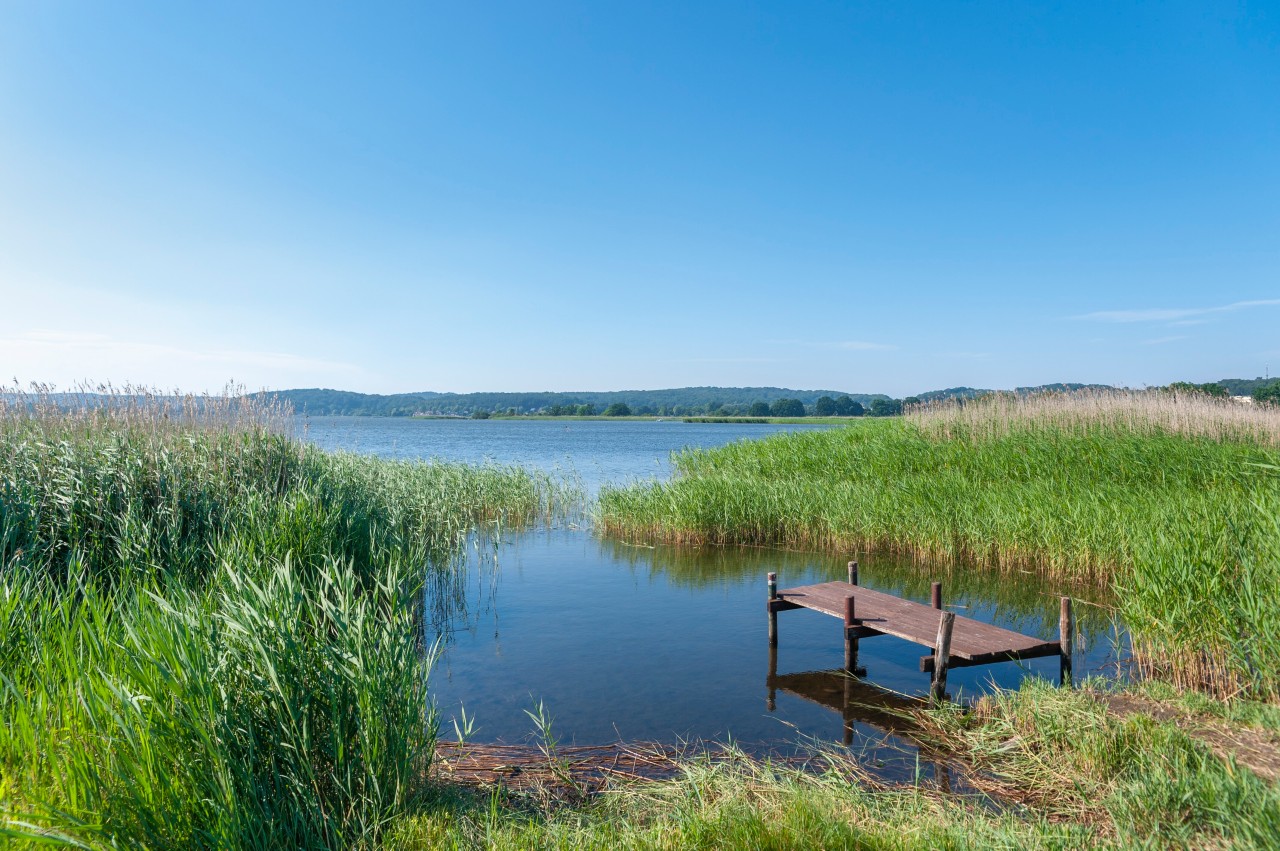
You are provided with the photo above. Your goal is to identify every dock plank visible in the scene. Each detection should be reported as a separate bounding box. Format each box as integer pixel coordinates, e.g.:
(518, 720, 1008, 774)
(773, 581, 1058, 662)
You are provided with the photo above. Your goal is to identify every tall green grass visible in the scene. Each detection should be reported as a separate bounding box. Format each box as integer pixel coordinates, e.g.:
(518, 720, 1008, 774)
(0, 386, 578, 848)
(599, 391, 1280, 700)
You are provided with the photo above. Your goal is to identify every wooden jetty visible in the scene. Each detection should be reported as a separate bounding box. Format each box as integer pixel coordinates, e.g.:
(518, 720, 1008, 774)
(767, 561, 1072, 701)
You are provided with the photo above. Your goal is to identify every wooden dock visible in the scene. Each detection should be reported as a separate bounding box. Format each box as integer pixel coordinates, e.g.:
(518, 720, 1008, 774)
(767, 562, 1072, 700)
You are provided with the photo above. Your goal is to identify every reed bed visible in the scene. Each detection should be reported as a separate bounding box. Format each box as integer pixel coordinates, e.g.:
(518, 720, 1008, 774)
(0, 386, 579, 849)
(599, 391, 1280, 701)
(913, 387, 1280, 445)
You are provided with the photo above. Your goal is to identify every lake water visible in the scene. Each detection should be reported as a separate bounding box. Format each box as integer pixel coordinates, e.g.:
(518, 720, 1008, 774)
(300, 416, 833, 494)
(303, 417, 1124, 769)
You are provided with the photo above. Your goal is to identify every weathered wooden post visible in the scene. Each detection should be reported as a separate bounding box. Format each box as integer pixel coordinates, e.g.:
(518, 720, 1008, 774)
(931, 611, 956, 704)
(848, 560, 859, 585)
(931, 581, 942, 610)
(767, 572, 778, 647)
(1059, 596, 1074, 687)
(844, 595, 859, 673)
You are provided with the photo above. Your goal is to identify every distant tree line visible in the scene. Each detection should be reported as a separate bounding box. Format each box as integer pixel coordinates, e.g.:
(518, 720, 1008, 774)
(262, 378, 1280, 418)
(257, 387, 891, 418)
(527, 394, 921, 418)
(1162, 379, 1280, 406)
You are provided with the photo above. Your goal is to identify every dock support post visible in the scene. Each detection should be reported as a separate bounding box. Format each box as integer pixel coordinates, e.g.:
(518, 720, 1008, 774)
(1059, 597, 1073, 688)
(844, 596, 860, 674)
(767, 572, 778, 647)
(848, 560, 859, 585)
(931, 581, 942, 610)
(931, 611, 956, 704)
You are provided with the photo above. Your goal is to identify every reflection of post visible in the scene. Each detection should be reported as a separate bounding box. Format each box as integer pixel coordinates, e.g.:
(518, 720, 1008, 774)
(767, 572, 778, 647)
(767, 644, 778, 711)
(842, 673, 853, 746)
(931, 611, 955, 704)
(1059, 596, 1074, 687)
(843, 596, 859, 673)
(934, 761, 952, 793)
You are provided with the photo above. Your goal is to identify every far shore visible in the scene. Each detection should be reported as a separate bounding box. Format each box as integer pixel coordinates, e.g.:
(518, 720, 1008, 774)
(402, 413, 866, 425)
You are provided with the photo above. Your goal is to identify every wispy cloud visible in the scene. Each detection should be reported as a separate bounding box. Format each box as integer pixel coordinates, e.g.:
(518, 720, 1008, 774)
(1075, 298, 1280, 324)
(1142, 335, 1189, 346)
(0, 330, 362, 386)
(830, 340, 897, 351)
(770, 339, 898, 352)
(680, 356, 782, 364)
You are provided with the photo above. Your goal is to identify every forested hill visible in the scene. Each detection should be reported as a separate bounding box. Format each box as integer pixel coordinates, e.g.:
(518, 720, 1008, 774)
(255, 376, 1278, 417)
(261, 387, 887, 417)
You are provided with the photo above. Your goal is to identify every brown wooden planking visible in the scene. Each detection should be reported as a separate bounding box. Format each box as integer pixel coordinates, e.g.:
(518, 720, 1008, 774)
(774, 581, 1055, 661)
(918, 643, 1061, 673)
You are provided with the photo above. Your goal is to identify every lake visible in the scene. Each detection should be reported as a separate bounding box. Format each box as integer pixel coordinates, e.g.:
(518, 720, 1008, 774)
(302, 417, 1124, 768)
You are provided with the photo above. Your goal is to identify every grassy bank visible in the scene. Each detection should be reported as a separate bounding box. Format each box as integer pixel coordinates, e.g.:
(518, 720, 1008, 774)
(599, 391, 1280, 700)
(0, 388, 577, 848)
(388, 680, 1278, 849)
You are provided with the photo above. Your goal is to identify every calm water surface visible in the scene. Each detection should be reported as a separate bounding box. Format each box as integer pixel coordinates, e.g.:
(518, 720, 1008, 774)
(303, 417, 1124, 767)
(301, 416, 832, 494)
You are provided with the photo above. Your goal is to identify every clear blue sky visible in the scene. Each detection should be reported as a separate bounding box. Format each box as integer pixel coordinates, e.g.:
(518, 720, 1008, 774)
(1, 1, 1276, 396)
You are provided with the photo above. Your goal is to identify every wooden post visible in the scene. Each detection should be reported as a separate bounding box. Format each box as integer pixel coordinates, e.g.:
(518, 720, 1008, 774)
(1059, 596, 1073, 687)
(767, 572, 778, 647)
(931, 611, 956, 704)
(931, 581, 942, 610)
(848, 560, 859, 585)
(844, 596, 859, 673)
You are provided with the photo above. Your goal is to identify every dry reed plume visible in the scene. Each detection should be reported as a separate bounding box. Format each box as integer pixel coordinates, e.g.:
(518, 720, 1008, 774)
(911, 387, 1280, 446)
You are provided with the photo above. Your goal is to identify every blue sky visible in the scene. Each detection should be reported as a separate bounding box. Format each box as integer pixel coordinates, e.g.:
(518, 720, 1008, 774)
(1, 1, 1276, 396)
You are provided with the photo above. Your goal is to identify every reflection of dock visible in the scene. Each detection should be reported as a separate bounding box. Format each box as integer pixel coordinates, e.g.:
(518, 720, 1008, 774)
(766, 664, 925, 742)
(764, 658, 959, 791)
(767, 563, 1073, 700)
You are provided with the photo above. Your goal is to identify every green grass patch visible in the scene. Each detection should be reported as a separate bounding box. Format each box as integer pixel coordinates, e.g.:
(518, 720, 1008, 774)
(917, 680, 1280, 848)
(387, 679, 1280, 849)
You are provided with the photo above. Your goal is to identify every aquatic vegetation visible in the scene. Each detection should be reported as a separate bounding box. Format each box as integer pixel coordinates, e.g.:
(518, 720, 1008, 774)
(599, 391, 1280, 700)
(0, 386, 579, 848)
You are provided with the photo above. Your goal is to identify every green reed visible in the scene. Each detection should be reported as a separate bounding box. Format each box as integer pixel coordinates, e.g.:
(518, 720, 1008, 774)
(0, 386, 579, 849)
(599, 392, 1280, 700)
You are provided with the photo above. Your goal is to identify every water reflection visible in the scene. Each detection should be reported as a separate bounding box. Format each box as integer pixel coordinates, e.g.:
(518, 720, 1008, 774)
(599, 538, 1125, 676)
(422, 533, 503, 644)
(425, 528, 1128, 750)
(763, 657, 960, 788)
